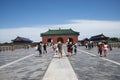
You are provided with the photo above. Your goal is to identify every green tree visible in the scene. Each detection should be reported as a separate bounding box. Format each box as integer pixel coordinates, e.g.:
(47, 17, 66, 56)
(109, 37, 119, 42)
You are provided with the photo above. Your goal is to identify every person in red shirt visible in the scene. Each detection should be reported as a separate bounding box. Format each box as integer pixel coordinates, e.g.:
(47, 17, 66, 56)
(98, 42, 103, 57)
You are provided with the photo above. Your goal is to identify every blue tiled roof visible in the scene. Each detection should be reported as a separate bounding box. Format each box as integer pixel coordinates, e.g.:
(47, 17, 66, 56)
(90, 34, 109, 41)
(12, 36, 33, 43)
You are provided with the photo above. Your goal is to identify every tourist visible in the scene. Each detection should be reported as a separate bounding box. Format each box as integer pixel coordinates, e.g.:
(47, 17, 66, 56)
(85, 43, 88, 48)
(109, 44, 112, 51)
(43, 43, 47, 54)
(98, 42, 103, 57)
(37, 42, 42, 57)
(67, 42, 73, 56)
(55, 44, 58, 55)
(88, 42, 91, 49)
(103, 43, 109, 57)
(57, 41, 62, 58)
(74, 43, 77, 55)
(52, 44, 56, 51)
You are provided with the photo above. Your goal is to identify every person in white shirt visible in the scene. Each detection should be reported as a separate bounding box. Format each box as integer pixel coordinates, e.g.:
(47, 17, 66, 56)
(103, 43, 109, 57)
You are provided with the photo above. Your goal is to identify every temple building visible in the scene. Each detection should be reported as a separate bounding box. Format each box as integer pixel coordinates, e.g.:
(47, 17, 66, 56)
(41, 28, 79, 44)
(12, 36, 33, 44)
(89, 34, 109, 41)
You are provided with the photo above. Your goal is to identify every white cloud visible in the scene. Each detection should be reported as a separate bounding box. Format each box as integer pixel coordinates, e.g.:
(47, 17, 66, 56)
(0, 19, 120, 43)
(0, 27, 48, 43)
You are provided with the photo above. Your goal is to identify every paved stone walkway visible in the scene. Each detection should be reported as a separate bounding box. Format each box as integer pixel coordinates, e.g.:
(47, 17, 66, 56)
(68, 47, 120, 80)
(0, 47, 54, 80)
(42, 51, 78, 80)
(0, 46, 120, 80)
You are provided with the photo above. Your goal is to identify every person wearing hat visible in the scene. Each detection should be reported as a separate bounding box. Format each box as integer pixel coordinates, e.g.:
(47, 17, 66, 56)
(98, 42, 103, 57)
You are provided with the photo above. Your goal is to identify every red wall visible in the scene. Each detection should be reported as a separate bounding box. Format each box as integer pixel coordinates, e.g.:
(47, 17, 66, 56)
(42, 35, 78, 44)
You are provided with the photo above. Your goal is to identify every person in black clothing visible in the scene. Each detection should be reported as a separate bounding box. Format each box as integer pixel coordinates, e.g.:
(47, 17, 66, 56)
(37, 42, 42, 57)
(43, 43, 47, 53)
(67, 42, 73, 56)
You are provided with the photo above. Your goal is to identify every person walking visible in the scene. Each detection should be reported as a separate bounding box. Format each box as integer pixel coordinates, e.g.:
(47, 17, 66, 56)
(98, 42, 103, 57)
(57, 41, 62, 58)
(37, 42, 42, 57)
(67, 42, 73, 57)
(43, 43, 47, 54)
(74, 43, 77, 55)
(52, 44, 56, 51)
(103, 43, 109, 57)
(109, 44, 112, 51)
(85, 43, 88, 48)
(55, 44, 58, 55)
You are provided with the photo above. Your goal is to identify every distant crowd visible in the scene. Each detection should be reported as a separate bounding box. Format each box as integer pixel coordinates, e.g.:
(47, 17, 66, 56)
(84, 41, 112, 57)
(35, 41, 119, 58)
(35, 41, 78, 58)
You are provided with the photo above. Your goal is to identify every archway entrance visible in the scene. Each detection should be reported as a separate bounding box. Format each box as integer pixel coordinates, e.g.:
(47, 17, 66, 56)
(47, 38, 53, 46)
(67, 38, 73, 42)
(57, 37, 64, 43)
(47, 38, 52, 43)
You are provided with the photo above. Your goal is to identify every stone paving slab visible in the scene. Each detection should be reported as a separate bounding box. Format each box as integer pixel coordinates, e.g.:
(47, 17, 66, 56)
(0, 46, 120, 80)
(0, 48, 35, 66)
(68, 47, 120, 80)
(42, 52, 78, 80)
(0, 47, 54, 80)
(82, 47, 120, 63)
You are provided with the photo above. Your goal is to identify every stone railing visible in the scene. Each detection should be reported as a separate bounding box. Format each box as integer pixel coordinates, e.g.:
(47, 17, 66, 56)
(109, 42, 120, 48)
(0, 45, 30, 52)
(88, 42, 120, 48)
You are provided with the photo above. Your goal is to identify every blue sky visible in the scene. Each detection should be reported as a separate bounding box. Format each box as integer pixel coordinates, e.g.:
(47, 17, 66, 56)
(0, 0, 120, 42)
